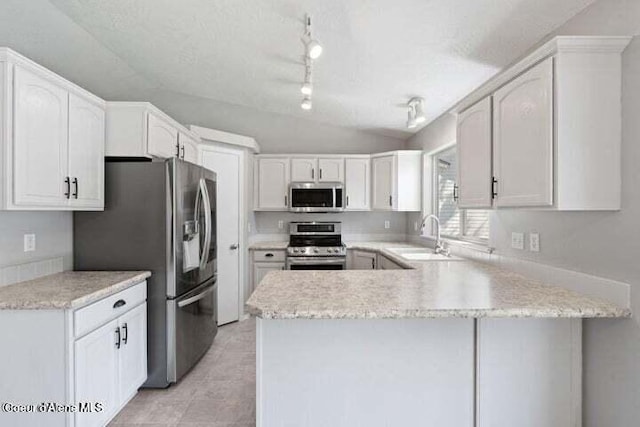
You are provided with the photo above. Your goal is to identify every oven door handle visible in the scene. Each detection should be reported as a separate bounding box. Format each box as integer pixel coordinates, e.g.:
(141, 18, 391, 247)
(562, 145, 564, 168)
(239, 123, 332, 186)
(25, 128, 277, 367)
(287, 258, 346, 266)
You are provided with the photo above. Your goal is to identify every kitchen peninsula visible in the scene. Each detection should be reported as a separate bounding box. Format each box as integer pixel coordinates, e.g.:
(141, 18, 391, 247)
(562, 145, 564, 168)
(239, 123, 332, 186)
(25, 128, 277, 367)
(247, 245, 629, 427)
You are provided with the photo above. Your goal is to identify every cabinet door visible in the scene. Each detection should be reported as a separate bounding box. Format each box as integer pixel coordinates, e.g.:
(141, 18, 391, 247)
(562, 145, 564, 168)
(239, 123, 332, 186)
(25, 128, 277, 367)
(257, 158, 290, 209)
(181, 136, 199, 164)
(118, 303, 147, 403)
(457, 97, 492, 208)
(147, 113, 179, 158)
(253, 262, 285, 291)
(344, 158, 370, 210)
(372, 156, 394, 210)
(75, 318, 119, 427)
(318, 158, 344, 182)
(13, 66, 69, 207)
(493, 57, 554, 207)
(351, 250, 377, 270)
(377, 255, 403, 270)
(68, 94, 105, 209)
(291, 158, 317, 182)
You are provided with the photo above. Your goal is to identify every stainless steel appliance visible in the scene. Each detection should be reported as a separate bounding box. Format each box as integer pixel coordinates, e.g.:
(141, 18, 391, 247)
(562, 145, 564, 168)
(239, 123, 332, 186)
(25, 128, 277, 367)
(74, 158, 217, 388)
(289, 182, 344, 212)
(286, 221, 347, 270)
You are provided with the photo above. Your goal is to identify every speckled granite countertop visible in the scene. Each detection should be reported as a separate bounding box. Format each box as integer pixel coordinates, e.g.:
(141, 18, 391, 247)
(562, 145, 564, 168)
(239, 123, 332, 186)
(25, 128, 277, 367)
(246, 242, 629, 319)
(0, 271, 151, 310)
(248, 241, 288, 250)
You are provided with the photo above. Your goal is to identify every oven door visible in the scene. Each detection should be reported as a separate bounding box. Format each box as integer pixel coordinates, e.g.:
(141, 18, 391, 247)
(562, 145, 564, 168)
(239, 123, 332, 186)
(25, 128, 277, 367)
(286, 257, 346, 270)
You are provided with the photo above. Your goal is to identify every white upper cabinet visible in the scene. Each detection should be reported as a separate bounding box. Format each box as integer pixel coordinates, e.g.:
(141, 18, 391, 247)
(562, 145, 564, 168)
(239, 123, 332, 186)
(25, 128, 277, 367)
(290, 157, 344, 183)
(13, 65, 69, 208)
(454, 36, 630, 211)
(372, 155, 394, 211)
(344, 157, 370, 210)
(255, 157, 290, 210)
(318, 158, 344, 182)
(68, 93, 105, 208)
(147, 112, 179, 159)
(291, 158, 317, 182)
(372, 151, 422, 212)
(2, 49, 106, 211)
(493, 58, 554, 208)
(106, 102, 201, 160)
(457, 97, 493, 209)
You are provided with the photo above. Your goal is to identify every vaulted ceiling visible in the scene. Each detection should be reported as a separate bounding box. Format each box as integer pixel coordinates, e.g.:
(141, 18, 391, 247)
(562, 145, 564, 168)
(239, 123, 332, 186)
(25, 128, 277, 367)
(49, 0, 595, 139)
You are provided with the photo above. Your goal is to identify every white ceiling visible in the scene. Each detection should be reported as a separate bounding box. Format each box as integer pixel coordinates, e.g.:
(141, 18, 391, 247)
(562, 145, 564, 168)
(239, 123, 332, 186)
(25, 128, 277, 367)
(49, 0, 595, 139)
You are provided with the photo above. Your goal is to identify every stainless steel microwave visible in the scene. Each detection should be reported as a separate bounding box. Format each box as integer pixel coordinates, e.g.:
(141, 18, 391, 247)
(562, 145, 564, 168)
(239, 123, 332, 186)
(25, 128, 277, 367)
(289, 182, 344, 212)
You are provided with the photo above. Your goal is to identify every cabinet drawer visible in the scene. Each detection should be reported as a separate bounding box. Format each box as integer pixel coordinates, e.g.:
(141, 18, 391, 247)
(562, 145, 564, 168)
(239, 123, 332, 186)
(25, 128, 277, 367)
(74, 281, 147, 338)
(253, 250, 286, 262)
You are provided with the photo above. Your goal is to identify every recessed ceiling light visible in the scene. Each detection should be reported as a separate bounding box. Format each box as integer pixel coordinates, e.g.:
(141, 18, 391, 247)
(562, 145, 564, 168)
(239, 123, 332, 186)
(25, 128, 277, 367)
(301, 97, 312, 110)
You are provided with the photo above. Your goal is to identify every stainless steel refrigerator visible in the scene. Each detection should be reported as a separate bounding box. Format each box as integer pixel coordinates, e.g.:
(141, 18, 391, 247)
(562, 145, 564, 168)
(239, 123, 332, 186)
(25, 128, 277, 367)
(74, 158, 217, 388)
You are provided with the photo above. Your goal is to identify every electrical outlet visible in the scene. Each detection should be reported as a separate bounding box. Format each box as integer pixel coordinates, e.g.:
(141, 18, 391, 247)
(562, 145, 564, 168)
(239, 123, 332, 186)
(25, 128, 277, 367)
(24, 234, 36, 252)
(384, 220, 390, 229)
(277, 220, 284, 230)
(247, 222, 252, 233)
(511, 232, 524, 250)
(529, 233, 540, 252)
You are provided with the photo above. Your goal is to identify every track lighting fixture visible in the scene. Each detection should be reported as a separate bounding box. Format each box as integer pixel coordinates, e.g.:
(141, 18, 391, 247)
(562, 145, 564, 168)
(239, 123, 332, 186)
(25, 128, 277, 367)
(406, 97, 426, 128)
(299, 14, 322, 110)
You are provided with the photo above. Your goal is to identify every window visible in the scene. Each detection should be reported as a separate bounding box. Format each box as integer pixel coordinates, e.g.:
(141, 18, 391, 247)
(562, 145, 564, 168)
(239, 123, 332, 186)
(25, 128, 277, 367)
(430, 146, 489, 243)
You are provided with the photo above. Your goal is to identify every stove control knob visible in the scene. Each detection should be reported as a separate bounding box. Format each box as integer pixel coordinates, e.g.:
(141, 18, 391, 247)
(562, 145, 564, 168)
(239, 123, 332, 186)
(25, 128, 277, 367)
(293, 248, 299, 253)
(313, 248, 319, 254)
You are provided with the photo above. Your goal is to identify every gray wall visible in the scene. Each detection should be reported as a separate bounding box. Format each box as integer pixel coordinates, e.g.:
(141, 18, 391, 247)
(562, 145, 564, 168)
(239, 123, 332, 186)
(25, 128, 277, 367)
(408, 1, 640, 424)
(0, 212, 73, 269)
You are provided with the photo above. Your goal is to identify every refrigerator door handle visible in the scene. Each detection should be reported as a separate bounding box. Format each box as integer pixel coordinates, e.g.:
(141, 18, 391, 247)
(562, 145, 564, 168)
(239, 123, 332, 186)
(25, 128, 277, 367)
(177, 282, 217, 308)
(199, 178, 212, 271)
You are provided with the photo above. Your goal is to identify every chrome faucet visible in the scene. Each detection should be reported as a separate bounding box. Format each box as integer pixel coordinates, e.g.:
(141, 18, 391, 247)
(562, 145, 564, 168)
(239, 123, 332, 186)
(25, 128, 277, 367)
(420, 214, 450, 256)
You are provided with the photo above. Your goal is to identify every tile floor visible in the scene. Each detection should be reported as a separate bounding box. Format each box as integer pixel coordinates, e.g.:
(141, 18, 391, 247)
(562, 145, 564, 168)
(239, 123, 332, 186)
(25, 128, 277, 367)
(110, 317, 256, 427)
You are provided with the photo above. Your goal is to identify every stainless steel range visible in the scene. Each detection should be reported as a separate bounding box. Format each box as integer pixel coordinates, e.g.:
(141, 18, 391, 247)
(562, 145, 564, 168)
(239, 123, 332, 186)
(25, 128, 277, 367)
(286, 222, 347, 270)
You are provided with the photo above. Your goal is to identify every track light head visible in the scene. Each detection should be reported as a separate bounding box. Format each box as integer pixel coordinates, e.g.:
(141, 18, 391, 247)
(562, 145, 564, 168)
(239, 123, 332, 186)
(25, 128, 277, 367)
(307, 40, 323, 59)
(303, 15, 323, 59)
(301, 82, 313, 95)
(301, 97, 313, 110)
(407, 97, 426, 128)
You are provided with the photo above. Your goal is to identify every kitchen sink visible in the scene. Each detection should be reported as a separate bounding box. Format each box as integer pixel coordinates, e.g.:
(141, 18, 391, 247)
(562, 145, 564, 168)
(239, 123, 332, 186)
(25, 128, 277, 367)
(385, 247, 462, 261)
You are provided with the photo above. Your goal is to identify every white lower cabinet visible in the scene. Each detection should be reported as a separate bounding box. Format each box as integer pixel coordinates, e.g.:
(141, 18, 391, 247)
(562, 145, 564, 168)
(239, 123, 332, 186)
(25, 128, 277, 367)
(349, 250, 377, 270)
(0, 281, 147, 427)
(75, 319, 120, 427)
(376, 254, 403, 270)
(251, 250, 286, 293)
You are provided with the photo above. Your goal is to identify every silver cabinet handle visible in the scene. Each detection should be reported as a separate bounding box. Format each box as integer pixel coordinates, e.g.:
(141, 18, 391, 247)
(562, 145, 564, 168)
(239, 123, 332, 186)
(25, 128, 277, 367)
(319, 169, 323, 179)
(230, 243, 239, 250)
(72, 177, 78, 199)
(64, 177, 70, 199)
(311, 169, 314, 179)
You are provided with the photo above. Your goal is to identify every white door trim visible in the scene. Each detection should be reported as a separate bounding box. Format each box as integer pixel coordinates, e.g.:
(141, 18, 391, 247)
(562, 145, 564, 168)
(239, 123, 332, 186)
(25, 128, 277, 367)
(199, 143, 247, 323)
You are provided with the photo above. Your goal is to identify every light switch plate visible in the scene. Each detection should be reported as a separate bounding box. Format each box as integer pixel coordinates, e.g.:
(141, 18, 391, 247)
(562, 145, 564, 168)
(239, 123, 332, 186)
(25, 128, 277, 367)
(277, 220, 284, 230)
(529, 233, 540, 252)
(24, 234, 36, 252)
(511, 232, 524, 250)
(384, 220, 390, 229)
